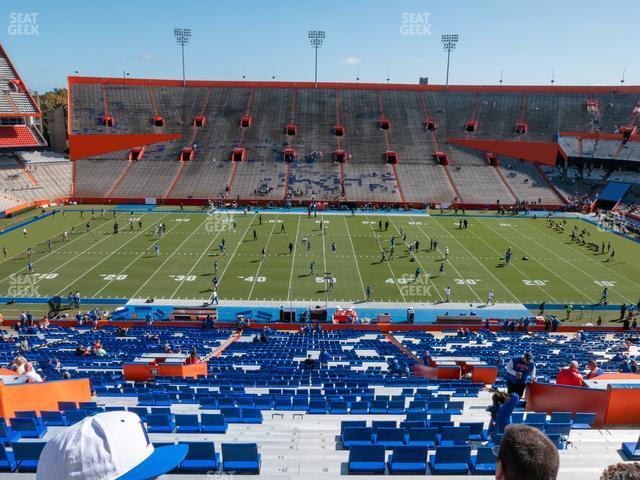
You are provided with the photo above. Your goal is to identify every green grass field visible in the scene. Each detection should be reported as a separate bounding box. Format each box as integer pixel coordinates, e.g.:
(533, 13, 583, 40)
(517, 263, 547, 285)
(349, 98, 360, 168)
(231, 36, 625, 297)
(0, 207, 638, 306)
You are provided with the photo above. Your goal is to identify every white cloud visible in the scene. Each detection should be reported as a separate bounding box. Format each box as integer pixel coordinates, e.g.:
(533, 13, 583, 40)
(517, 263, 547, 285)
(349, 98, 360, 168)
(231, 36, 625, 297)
(342, 56, 362, 65)
(138, 53, 155, 62)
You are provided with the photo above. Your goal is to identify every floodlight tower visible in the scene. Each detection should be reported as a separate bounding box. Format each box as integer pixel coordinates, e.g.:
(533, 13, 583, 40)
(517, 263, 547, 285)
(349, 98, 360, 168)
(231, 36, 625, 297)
(308, 30, 325, 88)
(174, 28, 191, 87)
(441, 34, 459, 92)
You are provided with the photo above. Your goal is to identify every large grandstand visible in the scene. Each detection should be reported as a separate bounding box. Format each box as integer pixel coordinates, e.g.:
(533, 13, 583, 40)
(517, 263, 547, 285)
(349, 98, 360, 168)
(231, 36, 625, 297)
(0, 5, 640, 479)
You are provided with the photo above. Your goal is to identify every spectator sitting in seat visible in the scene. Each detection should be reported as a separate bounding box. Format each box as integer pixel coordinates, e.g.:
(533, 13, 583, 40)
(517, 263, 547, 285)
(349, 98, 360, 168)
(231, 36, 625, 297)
(23, 362, 43, 383)
(94, 346, 107, 357)
(495, 424, 559, 480)
(319, 349, 329, 367)
(19, 337, 29, 353)
(10, 355, 27, 374)
(555, 361, 585, 387)
(585, 360, 604, 379)
(75, 344, 85, 356)
(186, 349, 200, 364)
(303, 354, 316, 369)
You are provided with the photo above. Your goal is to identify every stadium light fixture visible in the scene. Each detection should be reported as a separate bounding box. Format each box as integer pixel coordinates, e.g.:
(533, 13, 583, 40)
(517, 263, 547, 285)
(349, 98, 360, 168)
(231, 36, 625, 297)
(174, 27, 191, 87)
(441, 34, 459, 92)
(308, 30, 326, 88)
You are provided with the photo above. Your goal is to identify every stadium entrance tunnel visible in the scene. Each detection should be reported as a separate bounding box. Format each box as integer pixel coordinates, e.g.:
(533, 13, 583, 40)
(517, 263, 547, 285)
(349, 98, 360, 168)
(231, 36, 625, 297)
(434, 151, 449, 165)
(384, 150, 398, 164)
(465, 120, 478, 132)
(334, 149, 348, 164)
(485, 152, 499, 166)
(101, 115, 115, 127)
(515, 122, 528, 134)
(240, 115, 253, 128)
(286, 123, 297, 136)
(152, 115, 165, 127)
(180, 148, 195, 161)
(129, 147, 144, 161)
(333, 124, 345, 136)
(379, 118, 391, 130)
(193, 115, 207, 127)
(424, 119, 437, 130)
(283, 148, 297, 162)
(231, 148, 246, 162)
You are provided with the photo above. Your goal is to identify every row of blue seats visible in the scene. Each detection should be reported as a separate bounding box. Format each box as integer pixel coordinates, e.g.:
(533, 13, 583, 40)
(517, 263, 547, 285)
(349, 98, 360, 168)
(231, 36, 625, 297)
(348, 445, 496, 475)
(509, 411, 596, 429)
(147, 411, 259, 433)
(0, 441, 261, 474)
(342, 426, 483, 449)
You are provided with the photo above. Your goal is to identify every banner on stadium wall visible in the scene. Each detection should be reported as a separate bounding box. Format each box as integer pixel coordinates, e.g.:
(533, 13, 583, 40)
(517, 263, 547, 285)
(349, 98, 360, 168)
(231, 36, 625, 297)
(144, 198, 157, 205)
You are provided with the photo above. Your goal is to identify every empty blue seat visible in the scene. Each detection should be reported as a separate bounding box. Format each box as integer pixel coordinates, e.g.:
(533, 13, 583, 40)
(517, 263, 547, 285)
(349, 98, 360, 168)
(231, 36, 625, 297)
(408, 400, 428, 412)
(180, 442, 220, 472)
(292, 397, 309, 410)
(439, 426, 470, 446)
(549, 412, 572, 424)
(370, 400, 388, 414)
(469, 446, 497, 474)
(274, 397, 292, 410)
(220, 407, 242, 423)
(349, 401, 369, 414)
(406, 412, 429, 423)
(460, 422, 487, 441)
(622, 441, 640, 460)
(375, 428, 405, 448)
(372, 421, 396, 432)
(573, 412, 596, 429)
(430, 412, 452, 423)
(201, 414, 227, 433)
(65, 409, 89, 425)
(175, 414, 201, 433)
(308, 399, 327, 414)
(128, 407, 149, 422)
(341, 421, 366, 437)
(428, 445, 471, 474)
(9, 418, 46, 439)
(146, 414, 176, 433)
(199, 397, 219, 410)
(525, 413, 548, 424)
(546, 422, 572, 436)
(329, 401, 349, 414)
(58, 401, 78, 411)
(0, 423, 21, 444)
(388, 399, 405, 414)
(12, 442, 45, 472)
(510, 412, 525, 424)
(348, 445, 386, 474)
(406, 427, 437, 448)
(41, 411, 68, 427)
(388, 446, 428, 474)
(343, 427, 373, 449)
(0, 444, 16, 472)
(221, 443, 261, 474)
(240, 408, 263, 424)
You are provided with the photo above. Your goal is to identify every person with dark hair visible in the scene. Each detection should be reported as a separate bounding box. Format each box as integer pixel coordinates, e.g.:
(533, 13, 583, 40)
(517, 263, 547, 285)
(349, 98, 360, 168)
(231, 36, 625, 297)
(505, 353, 536, 397)
(487, 391, 509, 438)
(495, 424, 559, 480)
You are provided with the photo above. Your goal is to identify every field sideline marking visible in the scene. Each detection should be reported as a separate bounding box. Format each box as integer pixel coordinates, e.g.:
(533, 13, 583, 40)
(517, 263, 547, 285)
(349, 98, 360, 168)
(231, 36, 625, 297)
(169, 216, 228, 299)
(385, 216, 444, 303)
(55, 213, 172, 297)
(514, 222, 635, 304)
(286, 216, 302, 302)
(409, 217, 484, 303)
(363, 214, 407, 302)
(526, 220, 640, 292)
(320, 214, 329, 304)
(5, 213, 152, 297)
(478, 220, 591, 303)
(247, 215, 279, 300)
(125, 215, 210, 299)
(464, 220, 562, 304)
(342, 216, 366, 299)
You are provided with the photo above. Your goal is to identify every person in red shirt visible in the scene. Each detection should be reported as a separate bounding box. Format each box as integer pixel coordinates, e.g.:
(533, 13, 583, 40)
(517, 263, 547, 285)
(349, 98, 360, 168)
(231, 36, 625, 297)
(556, 361, 585, 387)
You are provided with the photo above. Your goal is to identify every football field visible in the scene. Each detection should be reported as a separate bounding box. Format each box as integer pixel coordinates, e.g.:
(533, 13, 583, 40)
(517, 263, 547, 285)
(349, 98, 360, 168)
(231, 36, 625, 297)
(0, 207, 639, 306)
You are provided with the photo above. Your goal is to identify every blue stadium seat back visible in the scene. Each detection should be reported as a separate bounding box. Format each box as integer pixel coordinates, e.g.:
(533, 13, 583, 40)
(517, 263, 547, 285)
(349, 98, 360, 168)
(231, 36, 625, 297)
(407, 400, 428, 412)
(150, 407, 172, 416)
(459, 422, 487, 441)
(374, 428, 405, 447)
(510, 412, 525, 424)
(58, 401, 78, 411)
(146, 414, 175, 433)
(622, 442, 640, 460)
(439, 426, 470, 446)
(525, 412, 548, 424)
(12, 442, 45, 472)
(137, 393, 154, 406)
(430, 412, 452, 422)
(343, 427, 374, 448)
(220, 407, 242, 423)
(329, 401, 349, 414)
(201, 414, 227, 433)
(407, 428, 438, 448)
(348, 445, 386, 474)
(175, 414, 201, 433)
(221, 443, 261, 473)
(79, 402, 98, 410)
(546, 422, 571, 436)
(199, 397, 219, 409)
(428, 400, 447, 412)
(253, 397, 273, 410)
(9, 418, 46, 439)
(526, 423, 546, 432)
(400, 421, 427, 431)
(372, 421, 396, 432)
(0, 423, 21, 444)
(406, 412, 429, 422)
(447, 401, 465, 414)
(218, 397, 237, 408)
(128, 407, 149, 422)
(240, 408, 263, 424)
(349, 401, 369, 414)
(429, 445, 472, 474)
(573, 412, 596, 429)
(470, 446, 497, 475)
(292, 397, 309, 410)
(431, 420, 455, 433)
(0, 444, 17, 472)
(388, 399, 406, 414)
(40, 411, 68, 427)
(370, 400, 388, 414)
(549, 412, 572, 424)
(180, 442, 220, 472)
(388, 445, 428, 474)
(341, 421, 367, 436)
(64, 409, 89, 425)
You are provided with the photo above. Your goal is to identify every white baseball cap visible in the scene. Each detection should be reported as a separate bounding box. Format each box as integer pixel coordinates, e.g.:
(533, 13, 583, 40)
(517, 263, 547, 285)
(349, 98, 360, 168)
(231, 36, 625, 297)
(36, 411, 188, 480)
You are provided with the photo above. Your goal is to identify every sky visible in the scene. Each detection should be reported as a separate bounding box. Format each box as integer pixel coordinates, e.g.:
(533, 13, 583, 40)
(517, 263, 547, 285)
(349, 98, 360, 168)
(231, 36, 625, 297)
(0, 0, 638, 93)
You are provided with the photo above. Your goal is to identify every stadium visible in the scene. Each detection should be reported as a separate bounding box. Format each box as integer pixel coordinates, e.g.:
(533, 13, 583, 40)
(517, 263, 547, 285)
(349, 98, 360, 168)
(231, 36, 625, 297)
(0, 2, 639, 479)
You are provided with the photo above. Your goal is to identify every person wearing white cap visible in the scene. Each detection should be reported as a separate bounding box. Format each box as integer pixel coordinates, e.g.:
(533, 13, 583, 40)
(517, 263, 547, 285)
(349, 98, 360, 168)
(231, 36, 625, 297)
(37, 411, 187, 480)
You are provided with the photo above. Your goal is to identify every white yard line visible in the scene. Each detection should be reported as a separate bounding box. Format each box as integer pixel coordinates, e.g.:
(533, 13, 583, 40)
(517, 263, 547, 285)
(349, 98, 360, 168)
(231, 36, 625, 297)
(363, 214, 407, 302)
(55, 213, 170, 297)
(124, 216, 209, 299)
(286, 216, 302, 302)
(320, 214, 329, 304)
(409, 217, 484, 303)
(342, 216, 366, 299)
(247, 215, 279, 300)
(476, 220, 588, 304)
(217, 213, 257, 284)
